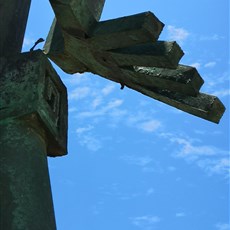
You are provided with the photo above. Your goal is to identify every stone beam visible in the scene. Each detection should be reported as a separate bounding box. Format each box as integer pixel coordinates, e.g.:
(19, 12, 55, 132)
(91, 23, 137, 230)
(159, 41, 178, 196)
(88, 12, 164, 50)
(129, 84, 225, 124)
(44, 3, 226, 123)
(49, 0, 105, 36)
(122, 65, 204, 96)
(107, 41, 184, 69)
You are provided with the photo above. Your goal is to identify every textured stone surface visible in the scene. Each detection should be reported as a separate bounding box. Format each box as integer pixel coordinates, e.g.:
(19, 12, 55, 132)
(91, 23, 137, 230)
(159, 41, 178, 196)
(0, 50, 68, 156)
(45, 0, 225, 123)
(0, 0, 31, 57)
(49, 0, 105, 35)
(0, 119, 57, 230)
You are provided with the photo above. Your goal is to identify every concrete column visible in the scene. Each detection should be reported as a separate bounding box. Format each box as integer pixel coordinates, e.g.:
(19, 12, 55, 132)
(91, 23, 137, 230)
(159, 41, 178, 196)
(0, 0, 31, 56)
(0, 119, 56, 230)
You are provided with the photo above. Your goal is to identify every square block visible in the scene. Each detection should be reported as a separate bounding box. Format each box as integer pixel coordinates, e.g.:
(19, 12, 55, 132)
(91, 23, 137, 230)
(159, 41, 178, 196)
(0, 50, 68, 156)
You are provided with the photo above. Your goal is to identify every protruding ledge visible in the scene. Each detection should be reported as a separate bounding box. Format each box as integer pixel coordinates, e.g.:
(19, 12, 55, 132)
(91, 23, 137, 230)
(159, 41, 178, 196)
(88, 12, 164, 50)
(0, 50, 68, 156)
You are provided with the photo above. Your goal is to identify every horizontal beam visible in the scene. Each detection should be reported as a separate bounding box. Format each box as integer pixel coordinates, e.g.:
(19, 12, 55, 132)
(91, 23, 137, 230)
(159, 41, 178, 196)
(44, 26, 225, 123)
(87, 12, 164, 50)
(125, 83, 225, 124)
(44, 19, 87, 73)
(45, 29, 203, 96)
(108, 41, 184, 69)
(49, 0, 105, 36)
(123, 65, 204, 96)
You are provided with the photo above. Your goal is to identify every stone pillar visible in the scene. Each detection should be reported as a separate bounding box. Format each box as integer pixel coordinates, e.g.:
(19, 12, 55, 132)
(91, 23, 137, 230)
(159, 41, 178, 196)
(0, 119, 56, 230)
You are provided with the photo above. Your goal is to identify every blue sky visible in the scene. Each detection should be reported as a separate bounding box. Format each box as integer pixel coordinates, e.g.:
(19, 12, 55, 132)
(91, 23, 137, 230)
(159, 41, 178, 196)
(24, 1, 229, 230)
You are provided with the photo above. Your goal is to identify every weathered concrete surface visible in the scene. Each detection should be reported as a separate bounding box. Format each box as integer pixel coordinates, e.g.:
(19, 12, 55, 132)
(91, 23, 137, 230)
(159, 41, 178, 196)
(45, 1, 225, 123)
(0, 119, 56, 230)
(0, 50, 68, 156)
(123, 65, 204, 96)
(108, 41, 184, 69)
(88, 12, 164, 50)
(0, 0, 31, 57)
(49, 0, 105, 35)
(124, 82, 225, 124)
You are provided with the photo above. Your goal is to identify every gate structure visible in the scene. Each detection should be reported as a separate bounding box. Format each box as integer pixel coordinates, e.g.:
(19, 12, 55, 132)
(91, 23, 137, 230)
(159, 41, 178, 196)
(0, 0, 225, 229)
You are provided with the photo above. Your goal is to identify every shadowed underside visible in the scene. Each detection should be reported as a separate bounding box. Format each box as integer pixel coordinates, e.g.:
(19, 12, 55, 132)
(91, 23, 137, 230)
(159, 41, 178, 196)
(44, 0, 225, 123)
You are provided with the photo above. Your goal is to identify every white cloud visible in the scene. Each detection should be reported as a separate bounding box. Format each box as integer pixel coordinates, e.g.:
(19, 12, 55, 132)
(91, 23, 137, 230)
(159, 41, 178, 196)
(167, 25, 189, 43)
(64, 73, 90, 86)
(126, 112, 161, 134)
(211, 89, 230, 98)
(176, 212, 186, 218)
(168, 166, 176, 172)
(171, 137, 217, 160)
(146, 188, 155, 196)
(197, 158, 230, 176)
(204, 61, 216, 68)
(138, 120, 161, 133)
(120, 155, 165, 174)
(119, 193, 140, 200)
(91, 97, 102, 109)
(75, 125, 102, 151)
(107, 99, 123, 109)
(76, 125, 94, 134)
(131, 215, 161, 228)
(200, 34, 225, 41)
(78, 134, 102, 152)
(23, 37, 35, 48)
(78, 99, 124, 118)
(68, 107, 77, 113)
(216, 223, 230, 230)
(120, 155, 153, 167)
(102, 84, 115, 96)
(168, 136, 230, 176)
(190, 62, 201, 69)
(68, 87, 90, 100)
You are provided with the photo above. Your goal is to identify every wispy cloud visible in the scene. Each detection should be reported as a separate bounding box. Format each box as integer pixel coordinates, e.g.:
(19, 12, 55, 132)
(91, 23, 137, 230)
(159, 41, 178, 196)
(197, 158, 230, 176)
(75, 125, 102, 151)
(204, 61, 217, 68)
(68, 87, 90, 100)
(202, 71, 229, 97)
(130, 215, 161, 229)
(120, 155, 164, 174)
(138, 120, 161, 133)
(23, 37, 35, 48)
(170, 136, 229, 176)
(176, 212, 186, 218)
(146, 188, 155, 196)
(63, 73, 90, 86)
(78, 134, 102, 152)
(91, 97, 102, 109)
(160, 132, 230, 177)
(216, 223, 230, 230)
(76, 125, 94, 134)
(200, 34, 225, 41)
(126, 112, 162, 133)
(102, 84, 115, 96)
(167, 25, 189, 43)
(211, 89, 230, 98)
(190, 62, 201, 69)
(120, 155, 153, 167)
(78, 99, 124, 118)
(170, 137, 218, 160)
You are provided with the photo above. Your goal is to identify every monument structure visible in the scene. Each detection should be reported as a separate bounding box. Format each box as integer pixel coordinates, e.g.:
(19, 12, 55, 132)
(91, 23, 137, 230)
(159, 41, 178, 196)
(0, 0, 225, 229)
